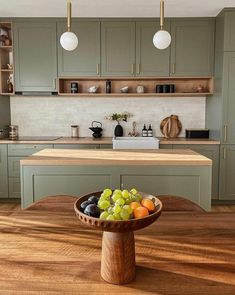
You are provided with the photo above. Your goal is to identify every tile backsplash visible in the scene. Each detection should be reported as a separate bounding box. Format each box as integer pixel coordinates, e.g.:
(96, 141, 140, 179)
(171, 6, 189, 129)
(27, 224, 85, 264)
(10, 95, 206, 137)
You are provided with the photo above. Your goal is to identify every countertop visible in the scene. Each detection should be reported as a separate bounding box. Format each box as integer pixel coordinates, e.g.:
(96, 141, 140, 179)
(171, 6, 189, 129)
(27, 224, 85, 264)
(0, 136, 220, 145)
(21, 148, 212, 166)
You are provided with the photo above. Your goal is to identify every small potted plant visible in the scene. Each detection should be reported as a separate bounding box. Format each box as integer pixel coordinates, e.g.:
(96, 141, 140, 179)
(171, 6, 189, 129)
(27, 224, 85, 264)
(105, 112, 132, 137)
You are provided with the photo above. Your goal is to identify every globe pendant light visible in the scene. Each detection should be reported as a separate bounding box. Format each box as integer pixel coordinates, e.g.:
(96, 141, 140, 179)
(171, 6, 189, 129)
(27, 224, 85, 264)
(60, 0, 78, 51)
(153, 0, 171, 50)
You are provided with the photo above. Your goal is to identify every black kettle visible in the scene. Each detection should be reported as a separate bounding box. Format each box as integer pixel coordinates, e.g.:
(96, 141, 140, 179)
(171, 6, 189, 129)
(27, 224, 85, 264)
(89, 121, 103, 138)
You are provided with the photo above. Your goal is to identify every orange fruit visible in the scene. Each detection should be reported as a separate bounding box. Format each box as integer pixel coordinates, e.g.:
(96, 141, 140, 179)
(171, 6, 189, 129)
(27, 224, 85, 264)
(130, 202, 141, 211)
(134, 206, 149, 219)
(141, 198, 155, 213)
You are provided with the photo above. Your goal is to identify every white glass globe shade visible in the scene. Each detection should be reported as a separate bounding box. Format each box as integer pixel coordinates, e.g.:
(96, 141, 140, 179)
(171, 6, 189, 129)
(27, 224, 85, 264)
(60, 31, 78, 51)
(153, 30, 171, 50)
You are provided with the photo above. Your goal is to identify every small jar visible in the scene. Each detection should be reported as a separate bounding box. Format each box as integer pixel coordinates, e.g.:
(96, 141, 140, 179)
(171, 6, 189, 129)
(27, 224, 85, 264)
(71, 125, 79, 138)
(9, 125, 18, 139)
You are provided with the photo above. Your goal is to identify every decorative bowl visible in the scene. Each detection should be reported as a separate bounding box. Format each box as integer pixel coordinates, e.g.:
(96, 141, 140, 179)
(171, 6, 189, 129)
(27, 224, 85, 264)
(74, 191, 162, 233)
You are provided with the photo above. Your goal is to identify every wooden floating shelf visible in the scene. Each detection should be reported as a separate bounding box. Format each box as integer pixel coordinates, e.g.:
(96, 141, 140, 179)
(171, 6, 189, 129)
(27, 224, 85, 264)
(58, 76, 214, 97)
(1, 69, 13, 72)
(0, 46, 13, 52)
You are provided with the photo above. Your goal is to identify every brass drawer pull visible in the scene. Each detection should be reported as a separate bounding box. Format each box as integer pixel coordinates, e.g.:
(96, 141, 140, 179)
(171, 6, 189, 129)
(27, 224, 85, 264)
(131, 64, 134, 75)
(96, 64, 100, 75)
(172, 63, 175, 74)
(224, 125, 228, 142)
(223, 147, 227, 160)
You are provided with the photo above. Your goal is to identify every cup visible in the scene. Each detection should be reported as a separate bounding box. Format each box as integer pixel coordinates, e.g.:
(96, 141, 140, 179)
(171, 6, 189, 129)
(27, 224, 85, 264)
(169, 84, 175, 93)
(136, 85, 145, 93)
(156, 85, 163, 93)
(71, 82, 78, 94)
(71, 125, 79, 138)
(162, 85, 170, 93)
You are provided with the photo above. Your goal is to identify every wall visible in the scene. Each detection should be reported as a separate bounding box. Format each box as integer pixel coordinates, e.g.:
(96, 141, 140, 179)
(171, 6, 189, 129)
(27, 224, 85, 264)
(0, 96, 10, 127)
(10, 95, 206, 137)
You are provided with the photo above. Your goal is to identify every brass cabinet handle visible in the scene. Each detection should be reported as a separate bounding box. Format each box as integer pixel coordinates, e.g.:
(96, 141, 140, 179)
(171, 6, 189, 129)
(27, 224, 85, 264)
(223, 147, 227, 160)
(172, 63, 175, 74)
(96, 64, 100, 75)
(131, 64, 134, 75)
(53, 78, 57, 90)
(224, 125, 228, 142)
(137, 63, 140, 75)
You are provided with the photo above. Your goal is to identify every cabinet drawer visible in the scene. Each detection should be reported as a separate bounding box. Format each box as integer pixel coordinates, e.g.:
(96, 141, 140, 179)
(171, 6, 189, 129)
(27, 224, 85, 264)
(8, 157, 23, 177)
(100, 144, 112, 149)
(8, 144, 53, 156)
(9, 177, 21, 199)
(54, 144, 99, 149)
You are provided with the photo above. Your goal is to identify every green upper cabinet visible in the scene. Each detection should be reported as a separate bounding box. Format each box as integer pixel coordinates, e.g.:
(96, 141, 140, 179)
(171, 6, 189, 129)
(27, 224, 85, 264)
(101, 21, 135, 76)
(222, 52, 235, 144)
(170, 19, 215, 76)
(57, 21, 100, 77)
(135, 21, 170, 77)
(14, 22, 57, 92)
(224, 11, 235, 51)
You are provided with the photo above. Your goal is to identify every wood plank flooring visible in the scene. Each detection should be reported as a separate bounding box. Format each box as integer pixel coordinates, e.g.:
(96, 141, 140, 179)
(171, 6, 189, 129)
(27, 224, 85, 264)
(0, 203, 235, 212)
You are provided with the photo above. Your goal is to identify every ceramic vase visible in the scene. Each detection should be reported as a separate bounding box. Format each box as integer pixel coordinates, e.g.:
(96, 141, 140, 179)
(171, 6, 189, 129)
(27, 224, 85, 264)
(114, 123, 123, 137)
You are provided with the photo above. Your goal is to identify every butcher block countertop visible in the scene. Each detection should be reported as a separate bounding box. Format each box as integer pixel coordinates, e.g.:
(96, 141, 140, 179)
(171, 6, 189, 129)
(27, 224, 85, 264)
(20, 148, 212, 166)
(0, 136, 220, 145)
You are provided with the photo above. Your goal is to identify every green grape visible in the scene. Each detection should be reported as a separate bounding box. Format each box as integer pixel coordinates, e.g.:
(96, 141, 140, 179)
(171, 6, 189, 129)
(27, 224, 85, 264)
(122, 190, 130, 199)
(114, 189, 122, 195)
(106, 214, 115, 221)
(115, 198, 125, 206)
(100, 193, 110, 200)
(103, 188, 112, 197)
(100, 211, 109, 220)
(113, 205, 121, 214)
(112, 193, 122, 202)
(120, 208, 130, 220)
(107, 206, 114, 214)
(123, 205, 133, 214)
(113, 212, 121, 220)
(130, 188, 138, 195)
(125, 198, 132, 205)
(98, 200, 110, 210)
(136, 194, 143, 201)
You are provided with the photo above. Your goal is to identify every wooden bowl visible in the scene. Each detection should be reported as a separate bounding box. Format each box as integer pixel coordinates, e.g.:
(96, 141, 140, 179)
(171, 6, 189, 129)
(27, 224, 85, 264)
(74, 191, 162, 232)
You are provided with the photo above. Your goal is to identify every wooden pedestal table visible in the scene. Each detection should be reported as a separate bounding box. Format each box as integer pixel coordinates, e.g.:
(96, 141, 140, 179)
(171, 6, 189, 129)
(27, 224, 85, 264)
(74, 192, 162, 285)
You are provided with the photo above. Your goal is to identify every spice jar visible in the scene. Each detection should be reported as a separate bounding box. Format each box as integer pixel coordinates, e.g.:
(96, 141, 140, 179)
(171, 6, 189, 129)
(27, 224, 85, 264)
(71, 125, 79, 138)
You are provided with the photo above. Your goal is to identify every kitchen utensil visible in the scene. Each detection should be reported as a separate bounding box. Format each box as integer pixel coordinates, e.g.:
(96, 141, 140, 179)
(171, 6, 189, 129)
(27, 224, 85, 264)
(120, 86, 129, 93)
(160, 115, 182, 138)
(71, 82, 78, 93)
(88, 86, 98, 93)
(89, 121, 103, 138)
(8, 125, 18, 139)
(74, 191, 162, 285)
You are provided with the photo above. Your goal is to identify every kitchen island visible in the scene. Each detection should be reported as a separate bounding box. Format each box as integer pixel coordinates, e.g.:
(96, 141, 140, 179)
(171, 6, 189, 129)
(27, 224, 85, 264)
(20, 149, 212, 210)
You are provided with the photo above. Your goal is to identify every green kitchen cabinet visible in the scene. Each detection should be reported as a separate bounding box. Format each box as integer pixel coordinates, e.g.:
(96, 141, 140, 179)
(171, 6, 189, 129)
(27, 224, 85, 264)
(9, 178, 21, 199)
(135, 21, 170, 76)
(14, 22, 57, 92)
(54, 144, 99, 149)
(172, 144, 220, 199)
(57, 21, 100, 77)
(8, 144, 53, 156)
(222, 52, 235, 143)
(170, 19, 215, 76)
(219, 145, 235, 200)
(159, 144, 173, 149)
(222, 10, 235, 51)
(101, 21, 135, 76)
(0, 145, 8, 198)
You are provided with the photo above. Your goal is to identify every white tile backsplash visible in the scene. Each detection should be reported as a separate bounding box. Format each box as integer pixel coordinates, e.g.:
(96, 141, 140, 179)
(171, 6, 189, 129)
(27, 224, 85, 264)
(10, 95, 206, 137)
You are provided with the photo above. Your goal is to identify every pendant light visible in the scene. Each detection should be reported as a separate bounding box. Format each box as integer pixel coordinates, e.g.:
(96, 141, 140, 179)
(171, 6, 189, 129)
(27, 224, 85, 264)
(153, 0, 171, 50)
(60, 0, 78, 51)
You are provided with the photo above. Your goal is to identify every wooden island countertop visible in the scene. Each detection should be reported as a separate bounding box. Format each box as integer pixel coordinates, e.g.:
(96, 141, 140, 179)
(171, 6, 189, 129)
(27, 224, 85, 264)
(20, 148, 212, 166)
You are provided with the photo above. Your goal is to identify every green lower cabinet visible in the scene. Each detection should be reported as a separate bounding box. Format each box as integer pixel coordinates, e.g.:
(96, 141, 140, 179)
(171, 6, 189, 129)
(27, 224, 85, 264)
(172, 144, 220, 199)
(9, 178, 21, 199)
(8, 144, 53, 156)
(54, 144, 99, 149)
(159, 144, 173, 149)
(219, 145, 235, 200)
(0, 145, 8, 198)
(100, 144, 113, 149)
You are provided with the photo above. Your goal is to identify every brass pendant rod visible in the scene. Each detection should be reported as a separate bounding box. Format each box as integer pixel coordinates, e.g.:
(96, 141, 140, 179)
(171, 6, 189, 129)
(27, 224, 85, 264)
(160, 0, 164, 30)
(67, 0, 71, 32)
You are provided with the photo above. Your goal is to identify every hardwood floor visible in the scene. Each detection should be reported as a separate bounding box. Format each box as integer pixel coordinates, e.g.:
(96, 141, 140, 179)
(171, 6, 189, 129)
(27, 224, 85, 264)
(0, 202, 235, 212)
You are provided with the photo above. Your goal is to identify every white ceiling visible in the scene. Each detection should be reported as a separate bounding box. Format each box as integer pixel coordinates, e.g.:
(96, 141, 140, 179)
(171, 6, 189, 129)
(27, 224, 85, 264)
(0, 0, 235, 18)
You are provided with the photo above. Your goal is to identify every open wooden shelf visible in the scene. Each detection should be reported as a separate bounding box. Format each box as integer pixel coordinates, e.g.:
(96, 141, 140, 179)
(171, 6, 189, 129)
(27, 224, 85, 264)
(0, 22, 14, 95)
(58, 77, 214, 97)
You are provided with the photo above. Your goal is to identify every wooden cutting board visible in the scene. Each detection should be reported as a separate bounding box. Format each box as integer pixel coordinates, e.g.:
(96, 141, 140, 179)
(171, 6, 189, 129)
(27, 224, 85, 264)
(160, 115, 182, 139)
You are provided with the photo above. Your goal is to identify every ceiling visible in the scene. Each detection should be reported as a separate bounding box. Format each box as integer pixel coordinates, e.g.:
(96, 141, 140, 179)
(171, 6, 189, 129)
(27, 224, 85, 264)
(0, 0, 235, 18)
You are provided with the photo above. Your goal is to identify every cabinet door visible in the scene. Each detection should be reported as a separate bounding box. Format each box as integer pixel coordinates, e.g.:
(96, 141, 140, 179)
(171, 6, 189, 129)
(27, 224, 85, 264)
(14, 22, 57, 92)
(0, 145, 8, 198)
(58, 21, 100, 77)
(222, 52, 235, 143)
(219, 145, 235, 200)
(136, 21, 170, 77)
(224, 12, 235, 51)
(170, 20, 215, 76)
(101, 21, 135, 76)
(54, 144, 99, 149)
(173, 144, 219, 199)
(136, 21, 170, 76)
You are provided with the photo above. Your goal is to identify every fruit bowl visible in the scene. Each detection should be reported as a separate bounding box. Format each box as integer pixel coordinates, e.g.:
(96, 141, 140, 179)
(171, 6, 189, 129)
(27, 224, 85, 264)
(74, 190, 162, 285)
(74, 191, 162, 233)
